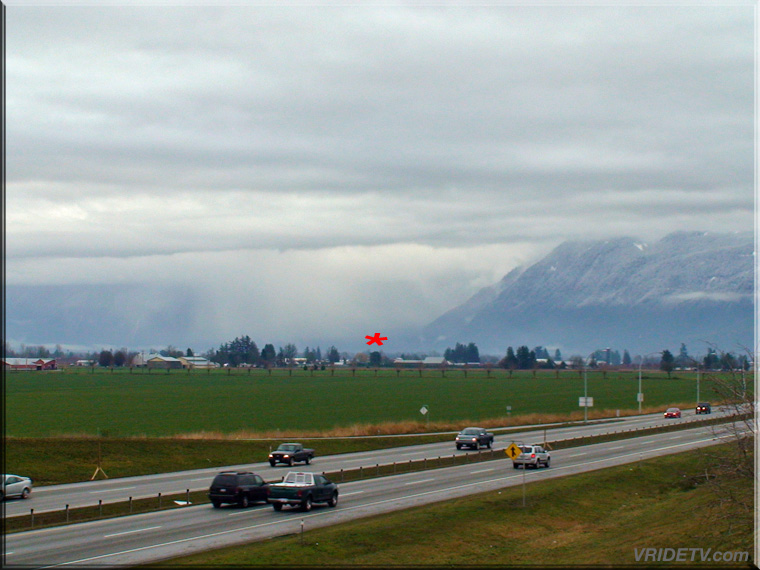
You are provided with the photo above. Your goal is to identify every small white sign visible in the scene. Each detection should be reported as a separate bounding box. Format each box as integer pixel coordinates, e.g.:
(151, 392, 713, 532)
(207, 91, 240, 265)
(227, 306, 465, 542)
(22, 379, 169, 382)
(637, 393, 644, 402)
(579, 397, 594, 407)
(420, 406, 428, 415)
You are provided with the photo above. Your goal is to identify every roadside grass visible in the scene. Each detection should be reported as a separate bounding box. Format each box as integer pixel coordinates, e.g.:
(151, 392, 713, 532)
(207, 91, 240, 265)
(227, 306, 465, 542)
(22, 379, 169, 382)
(5, 405, 714, 487)
(5, 367, 732, 437)
(143, 445, 753, 567)
(4, 413, 744, 533)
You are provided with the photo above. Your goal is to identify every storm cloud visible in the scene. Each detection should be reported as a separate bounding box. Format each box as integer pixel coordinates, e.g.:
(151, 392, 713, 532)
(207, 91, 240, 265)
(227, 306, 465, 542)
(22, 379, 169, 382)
(5, 3, 754, 353)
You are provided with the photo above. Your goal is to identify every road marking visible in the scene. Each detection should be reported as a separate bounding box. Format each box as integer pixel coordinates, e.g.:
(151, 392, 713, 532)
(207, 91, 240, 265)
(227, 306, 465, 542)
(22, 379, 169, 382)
(89, 487, 136, 494)
(104, 526, 162, 538)
(608, 445, 625, 450)
(470, 468, 495, 474)
(340, 491, 364, 497)
(404, 478, 435, 485)
(46, 436, 722, 567)
(190, 478, 210, 482)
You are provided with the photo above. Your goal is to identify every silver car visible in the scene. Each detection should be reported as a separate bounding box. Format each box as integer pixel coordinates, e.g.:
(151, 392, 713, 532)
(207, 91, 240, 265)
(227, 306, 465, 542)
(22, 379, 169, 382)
(2, 474, 33, 500)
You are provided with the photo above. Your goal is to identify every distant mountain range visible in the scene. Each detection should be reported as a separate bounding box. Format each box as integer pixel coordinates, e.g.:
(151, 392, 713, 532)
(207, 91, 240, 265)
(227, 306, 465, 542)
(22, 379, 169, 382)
(419, 231, 755, 358)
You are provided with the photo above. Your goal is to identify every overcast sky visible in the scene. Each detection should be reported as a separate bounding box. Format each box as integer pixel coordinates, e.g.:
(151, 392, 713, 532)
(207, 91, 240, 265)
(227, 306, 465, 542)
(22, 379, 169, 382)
(5, 2, 756, 353)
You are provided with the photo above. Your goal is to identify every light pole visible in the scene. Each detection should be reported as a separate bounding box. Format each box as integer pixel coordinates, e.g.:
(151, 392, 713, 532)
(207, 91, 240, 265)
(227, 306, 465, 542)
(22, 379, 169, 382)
(637, 352, 659, 414)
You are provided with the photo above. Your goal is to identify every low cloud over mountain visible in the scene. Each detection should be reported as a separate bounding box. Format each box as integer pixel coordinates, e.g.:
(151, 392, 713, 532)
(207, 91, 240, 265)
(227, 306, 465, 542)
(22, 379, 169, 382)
(420, 231, 754, 357)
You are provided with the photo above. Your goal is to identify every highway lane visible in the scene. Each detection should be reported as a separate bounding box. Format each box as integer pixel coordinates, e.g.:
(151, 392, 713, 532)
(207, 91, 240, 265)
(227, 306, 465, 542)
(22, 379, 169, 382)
(5, 423, 737, 568)
(3, 408, 737, 517)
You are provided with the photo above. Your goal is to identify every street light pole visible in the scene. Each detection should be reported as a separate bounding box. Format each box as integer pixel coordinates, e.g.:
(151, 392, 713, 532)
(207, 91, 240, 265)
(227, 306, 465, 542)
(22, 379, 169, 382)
(584, 364, 588, 424)
(637, 357, 643, 414)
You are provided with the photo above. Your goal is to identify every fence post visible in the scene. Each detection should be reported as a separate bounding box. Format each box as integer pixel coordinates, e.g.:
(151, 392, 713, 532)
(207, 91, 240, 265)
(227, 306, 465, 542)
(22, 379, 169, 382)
(99, 499, 103, 518)
(186, 489, 190, 505)
(359, 466, 363, 479)
(129, 496, 133, 513)
(66, 504, 69, 523)
(376, 463, 379, 476)
(424, 457, 427, 470)
(158, 492, 162, 509)
(340, 468, 344, 482)
(30, 508, 34, 528)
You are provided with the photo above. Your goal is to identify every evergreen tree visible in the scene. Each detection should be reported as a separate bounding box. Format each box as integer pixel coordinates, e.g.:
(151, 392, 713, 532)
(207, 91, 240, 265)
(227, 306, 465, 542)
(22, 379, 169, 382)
(623, 350, 632, 366)
(327, 346, 340, 363)
(261, 344, 276, 365)
(660, 349, 675, 378)
(553, 348, 562, 363)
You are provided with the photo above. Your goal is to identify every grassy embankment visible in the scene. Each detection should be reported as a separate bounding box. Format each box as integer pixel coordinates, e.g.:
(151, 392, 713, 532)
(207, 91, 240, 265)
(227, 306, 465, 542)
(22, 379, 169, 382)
(145, 445, 753, 567)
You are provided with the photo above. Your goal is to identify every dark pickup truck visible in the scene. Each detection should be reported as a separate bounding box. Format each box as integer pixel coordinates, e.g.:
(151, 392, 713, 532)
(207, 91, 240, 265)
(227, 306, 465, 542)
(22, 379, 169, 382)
(267, 471, 338, 511)
(455, 427, 494, 450)
(268, 443, 315, 467)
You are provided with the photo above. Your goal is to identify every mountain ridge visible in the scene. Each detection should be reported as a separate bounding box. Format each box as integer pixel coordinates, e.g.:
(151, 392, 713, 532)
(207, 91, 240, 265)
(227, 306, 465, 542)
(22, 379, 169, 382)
(421, 231, 754, 356)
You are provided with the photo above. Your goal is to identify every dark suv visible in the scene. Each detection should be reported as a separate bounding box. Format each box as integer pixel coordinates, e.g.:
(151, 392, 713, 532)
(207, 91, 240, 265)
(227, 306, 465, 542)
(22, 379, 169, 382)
(208, 471, 269, 508)
(695, 402, 712, 414)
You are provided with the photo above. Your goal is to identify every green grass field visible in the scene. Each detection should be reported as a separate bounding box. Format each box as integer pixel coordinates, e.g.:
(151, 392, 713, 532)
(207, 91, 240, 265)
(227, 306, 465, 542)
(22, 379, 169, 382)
(5, 367, 731, 437)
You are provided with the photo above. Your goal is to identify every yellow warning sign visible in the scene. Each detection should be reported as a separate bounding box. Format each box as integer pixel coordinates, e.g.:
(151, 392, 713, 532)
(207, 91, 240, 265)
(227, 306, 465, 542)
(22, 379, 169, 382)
(505, 443, 522, 460)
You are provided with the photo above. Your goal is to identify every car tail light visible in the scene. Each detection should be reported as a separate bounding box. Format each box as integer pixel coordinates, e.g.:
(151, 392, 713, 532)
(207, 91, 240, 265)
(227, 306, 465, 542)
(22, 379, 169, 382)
(531, 453, 536, 458)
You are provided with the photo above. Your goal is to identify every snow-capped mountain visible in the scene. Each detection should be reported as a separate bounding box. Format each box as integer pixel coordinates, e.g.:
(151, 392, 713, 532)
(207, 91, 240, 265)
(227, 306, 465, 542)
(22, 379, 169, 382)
(422, 231, 755, 357)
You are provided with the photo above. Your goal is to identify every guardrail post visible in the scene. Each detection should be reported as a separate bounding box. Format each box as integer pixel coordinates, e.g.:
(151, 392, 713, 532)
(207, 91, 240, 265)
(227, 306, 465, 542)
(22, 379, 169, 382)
(65, 504, 69, 523)
(359, 466, 363, 479)
(424, 457, 427, 470)
(186, 489, 190, 505)
(99, 499, 103, 518)
(340, 468, 344, 482)
(30, 508, 34, 528)
(376, 463, 379, 476)
(129, 496, 133, 513)
(158, 492, 162, 509)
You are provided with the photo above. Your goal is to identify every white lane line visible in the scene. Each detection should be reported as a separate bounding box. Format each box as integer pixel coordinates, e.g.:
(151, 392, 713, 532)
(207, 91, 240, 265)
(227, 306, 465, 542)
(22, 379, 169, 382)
(470, 468, 495, 474)
(51, 436, 720, 567)
(104, 526, 162, 538)
(608, 445, 626, 450)
(89, 487, 136, 494)
(404, 478, 435, 486)
(340, 491, 365, 497)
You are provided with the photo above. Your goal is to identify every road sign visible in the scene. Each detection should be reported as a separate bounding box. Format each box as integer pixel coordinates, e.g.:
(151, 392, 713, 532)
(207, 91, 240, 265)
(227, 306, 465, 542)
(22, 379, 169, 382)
(505, 443, 522, 460)
(420, 406, 428, 415)
(579, 397, 594, 407)
(637, 393, 644, 402)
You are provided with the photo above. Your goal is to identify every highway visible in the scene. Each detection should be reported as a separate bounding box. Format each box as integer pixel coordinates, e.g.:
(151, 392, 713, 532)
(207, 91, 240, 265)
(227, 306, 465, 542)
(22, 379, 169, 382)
(3, 408, 735, 518)
(5, 422, 735, 567)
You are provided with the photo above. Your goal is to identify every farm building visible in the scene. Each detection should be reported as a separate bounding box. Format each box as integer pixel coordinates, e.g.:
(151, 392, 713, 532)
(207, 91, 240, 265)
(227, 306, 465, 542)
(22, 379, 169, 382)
(393, 357, 449, 367)
(3, 358, 57, 371)
(146, 355, 183, 369)
(178, 356, 216, 369)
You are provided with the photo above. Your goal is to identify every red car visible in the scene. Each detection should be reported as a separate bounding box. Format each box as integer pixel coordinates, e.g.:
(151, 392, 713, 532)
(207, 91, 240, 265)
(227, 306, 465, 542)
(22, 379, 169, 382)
(664, 407, 681, 418)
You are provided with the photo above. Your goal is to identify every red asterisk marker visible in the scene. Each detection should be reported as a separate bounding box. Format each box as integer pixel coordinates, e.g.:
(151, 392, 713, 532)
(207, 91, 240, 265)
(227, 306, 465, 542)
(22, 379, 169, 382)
(365, 333, 388, 346)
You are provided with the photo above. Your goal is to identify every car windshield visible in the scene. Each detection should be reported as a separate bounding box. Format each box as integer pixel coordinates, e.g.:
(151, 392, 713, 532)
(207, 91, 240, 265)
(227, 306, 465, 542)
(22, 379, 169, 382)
(461, 428, 479, 435)
(278, 444, 297, 451)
